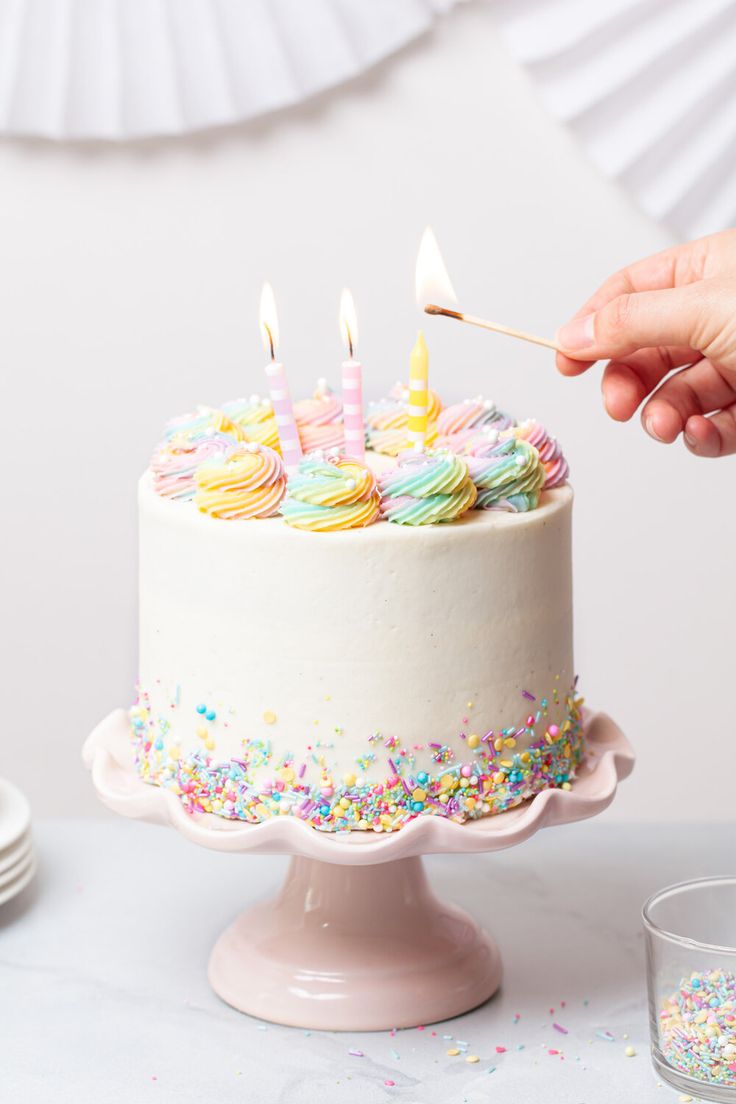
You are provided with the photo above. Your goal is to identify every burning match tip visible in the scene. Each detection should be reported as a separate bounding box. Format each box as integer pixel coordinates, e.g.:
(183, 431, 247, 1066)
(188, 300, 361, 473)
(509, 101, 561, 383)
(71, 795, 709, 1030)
(424, 303, 462, 319)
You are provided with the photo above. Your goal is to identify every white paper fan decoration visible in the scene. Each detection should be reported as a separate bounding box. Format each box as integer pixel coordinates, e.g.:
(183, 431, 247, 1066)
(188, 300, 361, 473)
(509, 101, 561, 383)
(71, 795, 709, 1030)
(0, 0, 459, 141)
(494, 0, 736, 238)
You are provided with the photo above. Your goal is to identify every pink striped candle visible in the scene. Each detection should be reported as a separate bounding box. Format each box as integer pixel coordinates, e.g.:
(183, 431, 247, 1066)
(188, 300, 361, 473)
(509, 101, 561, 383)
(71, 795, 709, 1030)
(339, 289, 365, 461)
(264, 360, 302, 475)
(260, 282, 303, 475)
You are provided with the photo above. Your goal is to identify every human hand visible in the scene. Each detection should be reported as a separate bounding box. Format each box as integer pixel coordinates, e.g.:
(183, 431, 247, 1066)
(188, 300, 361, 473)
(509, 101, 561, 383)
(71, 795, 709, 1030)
(555, 229, 736, 457)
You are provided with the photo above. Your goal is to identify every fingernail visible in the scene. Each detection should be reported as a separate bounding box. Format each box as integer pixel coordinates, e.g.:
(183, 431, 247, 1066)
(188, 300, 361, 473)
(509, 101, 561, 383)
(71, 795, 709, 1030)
(556, 313, 595, 352)
(684, 431, 696, 447)
(645, 416, 664, 442)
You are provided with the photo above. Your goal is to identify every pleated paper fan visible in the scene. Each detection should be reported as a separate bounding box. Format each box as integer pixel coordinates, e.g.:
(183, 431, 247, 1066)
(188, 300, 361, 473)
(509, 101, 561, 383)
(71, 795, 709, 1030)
(0, 0, 459, 141)
(1, 0, 734, 238)
(495, 0, 736, 238)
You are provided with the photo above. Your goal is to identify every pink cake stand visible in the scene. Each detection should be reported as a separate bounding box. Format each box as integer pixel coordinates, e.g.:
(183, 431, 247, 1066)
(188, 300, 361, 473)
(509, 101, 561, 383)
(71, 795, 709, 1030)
(83, 709, 633, 1031)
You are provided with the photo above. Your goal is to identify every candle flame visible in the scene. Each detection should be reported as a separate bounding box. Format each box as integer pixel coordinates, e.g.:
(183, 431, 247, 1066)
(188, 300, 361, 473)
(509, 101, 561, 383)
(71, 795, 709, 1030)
(259, 281, 280, 359)
(415, 226, 457, 309)
(339, 287, 359, 358)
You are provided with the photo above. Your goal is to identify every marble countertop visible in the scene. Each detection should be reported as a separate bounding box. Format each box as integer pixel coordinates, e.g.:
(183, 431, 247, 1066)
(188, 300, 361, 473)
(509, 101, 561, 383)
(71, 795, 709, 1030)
(0, 818, 729, 1104)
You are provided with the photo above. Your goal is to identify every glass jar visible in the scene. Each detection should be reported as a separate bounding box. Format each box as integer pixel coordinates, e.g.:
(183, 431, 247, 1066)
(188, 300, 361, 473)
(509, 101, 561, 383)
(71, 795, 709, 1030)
(644, 877, 736, 1102)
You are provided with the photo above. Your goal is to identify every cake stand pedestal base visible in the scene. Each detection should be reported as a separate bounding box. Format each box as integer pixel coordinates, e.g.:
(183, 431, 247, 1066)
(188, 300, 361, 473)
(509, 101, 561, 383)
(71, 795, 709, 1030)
(208, 854, 500, 1030)
(84, 708, 634, 1032)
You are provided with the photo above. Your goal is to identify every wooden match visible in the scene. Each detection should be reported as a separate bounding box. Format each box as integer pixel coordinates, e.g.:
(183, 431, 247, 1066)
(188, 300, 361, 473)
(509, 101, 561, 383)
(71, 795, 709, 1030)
(424, 304, 559, 351)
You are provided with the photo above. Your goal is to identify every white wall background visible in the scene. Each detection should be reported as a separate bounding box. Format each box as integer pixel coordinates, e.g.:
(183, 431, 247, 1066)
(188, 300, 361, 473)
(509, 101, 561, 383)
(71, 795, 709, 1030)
(1, 3, 733, 821)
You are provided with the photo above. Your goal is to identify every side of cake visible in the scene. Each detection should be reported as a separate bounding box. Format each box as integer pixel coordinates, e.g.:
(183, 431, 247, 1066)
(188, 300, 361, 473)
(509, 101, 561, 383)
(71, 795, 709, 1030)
(131, 389, 581, 833)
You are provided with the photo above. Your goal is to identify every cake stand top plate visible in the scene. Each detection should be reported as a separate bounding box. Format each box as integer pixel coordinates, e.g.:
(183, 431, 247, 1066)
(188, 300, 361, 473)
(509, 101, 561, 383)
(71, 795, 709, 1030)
(83, 709, 633, 866)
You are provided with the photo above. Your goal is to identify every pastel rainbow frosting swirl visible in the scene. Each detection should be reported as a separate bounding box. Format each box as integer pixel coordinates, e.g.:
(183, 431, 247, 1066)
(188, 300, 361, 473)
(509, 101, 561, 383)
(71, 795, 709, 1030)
(195, 443, 287, 520)
(164, 406, 245, 443)
(152, 432, 235, 501)
(379, 449, 477, 525)
(506, 419, 569, 488)
(294, 381, 344, 454)
(466, 437, 544, 512)
(282, 456, 380, 532)
(366, 383, 442, 456)
(221, 396, 281, 453)
(435, 396, 513, 445)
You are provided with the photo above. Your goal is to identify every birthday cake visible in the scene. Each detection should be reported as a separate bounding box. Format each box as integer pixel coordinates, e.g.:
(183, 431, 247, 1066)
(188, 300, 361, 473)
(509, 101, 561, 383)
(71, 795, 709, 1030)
(131, 372, 581, 834)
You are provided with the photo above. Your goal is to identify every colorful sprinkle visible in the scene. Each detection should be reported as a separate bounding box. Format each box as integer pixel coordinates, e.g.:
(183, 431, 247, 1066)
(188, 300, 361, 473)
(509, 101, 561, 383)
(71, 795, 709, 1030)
(130, 683, 584, 833)
(660, 969, 736, 1086)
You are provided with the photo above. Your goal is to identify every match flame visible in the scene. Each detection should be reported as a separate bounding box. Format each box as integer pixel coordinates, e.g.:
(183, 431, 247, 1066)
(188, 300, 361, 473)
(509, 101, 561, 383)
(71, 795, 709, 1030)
(339, 288, 359, 357)
(259, 281, 280, 359)
(415, 226, 457, 308)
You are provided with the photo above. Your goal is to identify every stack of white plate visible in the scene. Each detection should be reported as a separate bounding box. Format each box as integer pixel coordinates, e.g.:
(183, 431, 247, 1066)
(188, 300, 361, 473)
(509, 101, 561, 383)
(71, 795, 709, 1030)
(0, 778, 35, 907)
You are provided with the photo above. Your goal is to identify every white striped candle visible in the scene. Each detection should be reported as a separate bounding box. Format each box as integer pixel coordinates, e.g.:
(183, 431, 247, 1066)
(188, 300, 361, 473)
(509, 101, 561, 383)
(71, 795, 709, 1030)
(339, 288, 365, 461)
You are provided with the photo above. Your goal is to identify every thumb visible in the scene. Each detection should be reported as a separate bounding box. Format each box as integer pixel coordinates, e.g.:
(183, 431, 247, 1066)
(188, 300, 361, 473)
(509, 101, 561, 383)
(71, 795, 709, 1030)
(555, 280, 735, 366)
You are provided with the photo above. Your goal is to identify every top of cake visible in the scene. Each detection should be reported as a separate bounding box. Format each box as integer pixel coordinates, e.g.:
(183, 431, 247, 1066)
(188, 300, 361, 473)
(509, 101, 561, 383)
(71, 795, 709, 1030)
(149, 385, 569, 532)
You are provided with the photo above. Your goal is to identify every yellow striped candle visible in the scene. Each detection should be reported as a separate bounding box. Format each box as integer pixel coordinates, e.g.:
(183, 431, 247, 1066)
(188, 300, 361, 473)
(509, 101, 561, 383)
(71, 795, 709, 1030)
(407, 331, 429, 452)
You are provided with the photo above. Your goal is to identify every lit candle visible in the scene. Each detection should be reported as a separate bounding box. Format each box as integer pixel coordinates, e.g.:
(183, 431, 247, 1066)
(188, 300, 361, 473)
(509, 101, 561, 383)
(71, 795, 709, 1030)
(259, 282, 303, 475)
(339, 288, 365, 462)
(407, 331, 429, 452)
(409, 228, 449, 455)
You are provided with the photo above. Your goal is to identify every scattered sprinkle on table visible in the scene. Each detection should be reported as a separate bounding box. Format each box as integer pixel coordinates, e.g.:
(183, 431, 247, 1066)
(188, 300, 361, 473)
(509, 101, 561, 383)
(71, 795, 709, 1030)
(465, 1055, 480, 1064)
(624, 1045, 636, 1057)
(447, 1048, 460, 1057)
(596, 1030, 615, 1042)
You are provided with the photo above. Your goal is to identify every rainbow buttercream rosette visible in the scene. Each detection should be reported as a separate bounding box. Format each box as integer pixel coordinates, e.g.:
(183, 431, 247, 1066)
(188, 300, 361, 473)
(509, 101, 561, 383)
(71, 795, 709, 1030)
(379, 448, 477, 525)
(506, 419, 569, 488)
(221, 395, 282, 454)
(282, 455, 381, 531)
(435, 395, 513, 442)
(151, 430, 236, 501)
(366, 383, 442, 456)
(294, 381, 344, 454)
(466, 436, 545, 512)
(164, 405, 245, 443)
(194, 442, 287, 520)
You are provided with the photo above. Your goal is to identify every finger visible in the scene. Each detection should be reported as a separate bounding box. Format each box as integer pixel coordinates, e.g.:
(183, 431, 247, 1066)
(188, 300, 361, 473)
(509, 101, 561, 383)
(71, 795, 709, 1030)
(561, 233, 731, 333)
(572, 241, 709, 319)
(555, 251, 694, 376)
(556, 350, 595, 377)
(555, 282, 722, 363)
(601, 347, 699, 421)
(684, 406, 736, 457)
(641, 359, 736, 443)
